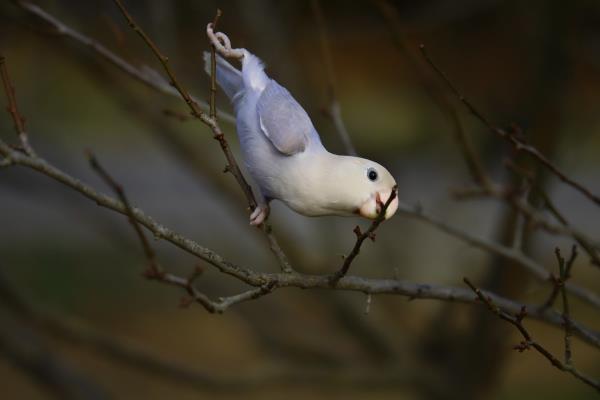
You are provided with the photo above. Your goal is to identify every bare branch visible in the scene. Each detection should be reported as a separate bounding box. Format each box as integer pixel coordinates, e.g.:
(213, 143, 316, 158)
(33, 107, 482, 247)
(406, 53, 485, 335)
(555, 246, 578, 365)
(465, 277, 600, 392)
(2, 140, 599, 348)
(208, 9, 222, 121)
(0, 54, 35, 156)
(506, 162, 600, 267)
(86, 151, 275, 312)
(86, 151, 163, 278)
(397, 203, 600, 310)
(12, 0, 235, 125)
(0, 267, 427, 392)
(108, 0, 292, 272)
(330, 187, 398, 283)
(454, 180, 600, 265)
(374, 0, 490, 188)
(419, 43, 600, 208)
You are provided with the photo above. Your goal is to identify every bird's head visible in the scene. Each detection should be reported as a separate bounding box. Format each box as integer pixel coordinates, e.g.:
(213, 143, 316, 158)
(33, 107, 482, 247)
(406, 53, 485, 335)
(321, 156, 398, 220)
(355, 160, 398, 220)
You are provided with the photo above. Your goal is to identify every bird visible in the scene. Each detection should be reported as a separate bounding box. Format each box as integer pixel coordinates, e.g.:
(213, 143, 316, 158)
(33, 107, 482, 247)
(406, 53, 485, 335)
(204, 26, 398, 226)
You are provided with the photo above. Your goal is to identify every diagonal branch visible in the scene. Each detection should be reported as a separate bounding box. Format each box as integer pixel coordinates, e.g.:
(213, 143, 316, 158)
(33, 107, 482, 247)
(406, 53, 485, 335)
(465, 277, 600, 392)
(374, 0, 490, 188)
(330, 188, 398, 283)
(397, 203, 600, 310)
(11, 0, 235, 125)
(419, 43, 600, 208)
(2, 139, 599, 348)
(555, 246, 577, 365)
(109, 0, 292, 272)
(86, 151, 274, 313)
(86, 151, 163, 277)
(0, 54, 35, 156)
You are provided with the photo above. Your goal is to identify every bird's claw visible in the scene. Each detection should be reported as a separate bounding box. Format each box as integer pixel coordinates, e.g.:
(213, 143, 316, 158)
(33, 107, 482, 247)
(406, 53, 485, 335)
(206, 23, 245, 60)
(249, 205, 269, 226)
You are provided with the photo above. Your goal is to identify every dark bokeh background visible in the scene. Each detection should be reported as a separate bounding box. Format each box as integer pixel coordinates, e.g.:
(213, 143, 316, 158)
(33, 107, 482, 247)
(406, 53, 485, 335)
(1, 0, 599, 398)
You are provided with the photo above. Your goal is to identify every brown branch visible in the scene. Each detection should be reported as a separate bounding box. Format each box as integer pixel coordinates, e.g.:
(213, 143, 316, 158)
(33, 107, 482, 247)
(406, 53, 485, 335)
(109, 0, 292, 273)
(506, 161, 600, 267)
(397, 202, 600, 310)
(0, 266, 433, 392)
(12, 0, 292, 273)
(2, 13, 599, 352)
(209, 9, 222, 121)
(374, 0, 490, 188)
(464, 277, 600, 392)
(455, 177, 600, 266)
(419, 43, 600, 208)
(310, 0, 357, 156)
(12, 0, 235, 125)
(3, 140, 599, 347)
(330, 187, 398, 283)
(86, 151, 274, 313)
(86, 151, 163, 278)
(555, 246, 577, 365)
(0, 54, 35, 156)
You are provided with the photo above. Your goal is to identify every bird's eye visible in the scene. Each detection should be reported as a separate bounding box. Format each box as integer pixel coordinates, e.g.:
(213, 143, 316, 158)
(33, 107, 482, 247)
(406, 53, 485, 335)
(367, 167, 378, 182)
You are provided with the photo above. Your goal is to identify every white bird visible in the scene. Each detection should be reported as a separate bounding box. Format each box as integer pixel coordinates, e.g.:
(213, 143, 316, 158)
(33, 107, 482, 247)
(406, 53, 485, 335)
(204, 27, 398, 226)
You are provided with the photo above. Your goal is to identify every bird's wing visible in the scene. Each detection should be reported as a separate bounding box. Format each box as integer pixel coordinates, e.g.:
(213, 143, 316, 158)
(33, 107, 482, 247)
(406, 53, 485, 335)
(256, 80, 313, 155)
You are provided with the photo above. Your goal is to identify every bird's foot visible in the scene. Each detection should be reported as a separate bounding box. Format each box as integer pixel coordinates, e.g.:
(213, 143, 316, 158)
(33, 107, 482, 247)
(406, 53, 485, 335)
(249, 205, 270, 226)
(206, 23, 244, 60)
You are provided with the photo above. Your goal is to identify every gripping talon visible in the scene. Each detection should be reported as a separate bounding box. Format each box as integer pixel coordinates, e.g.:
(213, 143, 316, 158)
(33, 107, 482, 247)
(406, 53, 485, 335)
(249, 205, 269, 226)
(206, 23, 244, 60)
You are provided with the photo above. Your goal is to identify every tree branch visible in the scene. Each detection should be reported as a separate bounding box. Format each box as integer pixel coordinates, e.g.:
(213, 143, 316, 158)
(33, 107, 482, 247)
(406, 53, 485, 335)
(108, 0, 292, 272)
(330, 187, 398, 283)
(419, 43, 600, 208)
(11, 0, 235, 125)
(2, 140, 599, 348)
(0, 54, 35, 156)
(397, 203, 600, 310)
(465, 277, 600, 392)
(374, 0, 491, 188)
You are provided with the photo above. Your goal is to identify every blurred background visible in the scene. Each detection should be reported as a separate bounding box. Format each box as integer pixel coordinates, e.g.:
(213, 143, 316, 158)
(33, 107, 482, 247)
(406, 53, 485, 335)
(1, 0, 600, 398)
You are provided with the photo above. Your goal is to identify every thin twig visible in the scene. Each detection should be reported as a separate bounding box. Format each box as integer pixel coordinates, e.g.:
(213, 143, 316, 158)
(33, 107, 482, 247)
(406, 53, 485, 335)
(374, 0, 490, 188)
(506, 161, 600, 267)
(209, 9, 222, 121)
(109, 0, 292, 272)
(464, 277, 600, 392)
(555, 246, 577, 365)
(419, 43, 600, 208)
(0, 54, 35, 156)
(0, 267, 429, 391)
(330, 187, 398, 283)
(311, 0, 357, 156)
(397, 202, 600, 310)
(453, 180, 600, 261)
(86, 151, 273, 313)
(12, 0, 235, 125)
(4, 140, 600, 347)
(86, 151, 163, 277)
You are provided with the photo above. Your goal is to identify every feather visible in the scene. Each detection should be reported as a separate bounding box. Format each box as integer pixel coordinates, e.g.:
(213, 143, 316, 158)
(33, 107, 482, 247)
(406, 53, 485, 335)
(256, 80, 313, 155)
(202, 52, 243, 102)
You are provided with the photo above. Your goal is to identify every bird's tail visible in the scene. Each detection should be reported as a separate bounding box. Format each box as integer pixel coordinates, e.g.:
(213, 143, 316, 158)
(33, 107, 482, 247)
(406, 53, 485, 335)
(203, 52, 243, 102)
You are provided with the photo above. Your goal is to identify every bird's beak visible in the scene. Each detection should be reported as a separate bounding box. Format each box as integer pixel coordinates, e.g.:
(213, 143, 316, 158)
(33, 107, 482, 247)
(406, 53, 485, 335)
(359, 188, 398, 220)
